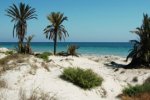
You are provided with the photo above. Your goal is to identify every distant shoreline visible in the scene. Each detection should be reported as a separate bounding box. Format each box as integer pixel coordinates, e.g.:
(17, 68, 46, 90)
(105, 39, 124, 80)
(0, 42, 131, 57)
(0, 42, 130, 43)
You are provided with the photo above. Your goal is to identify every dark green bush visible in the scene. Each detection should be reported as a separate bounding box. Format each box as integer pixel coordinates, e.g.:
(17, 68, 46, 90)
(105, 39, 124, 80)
(60, 67, 103, 89)
(36, 52, 52, 61)
(123, 83, 150, 96)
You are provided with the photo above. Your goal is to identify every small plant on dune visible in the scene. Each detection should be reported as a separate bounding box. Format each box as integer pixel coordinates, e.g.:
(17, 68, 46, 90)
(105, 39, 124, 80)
(36, 52, 52, 61)
(0, 50, 15, 55)
(0, 54, 27, 65)
(120, 78, 150, 100)
(15, 35, 34, 54)
(144, 77, 150, 84)
(0, 79, 7, 88)
(60, 67, 103, 89)
(5, 50, 14, 55)
(67, 45, 79, 56)
(24, 35, 34, 54)
(19, 88, 57, 100)
(0, 54, 28, 73)
(122, 83, 150, 96)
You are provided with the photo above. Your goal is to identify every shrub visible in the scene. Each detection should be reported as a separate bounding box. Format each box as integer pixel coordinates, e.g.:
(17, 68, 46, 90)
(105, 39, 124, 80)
(0, 79, 7, 88)
(67, 45, 79, 56)
(122, 83, 150, 97)
(5, 50, 14, 55)
(36, 52, 52, 61)
(60, 67, 103, 89)
(121, 92, 150, 100)
(144, 77, 150, 84)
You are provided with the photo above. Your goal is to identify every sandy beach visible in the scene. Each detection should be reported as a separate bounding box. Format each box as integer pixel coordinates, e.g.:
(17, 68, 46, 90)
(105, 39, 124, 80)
(0, 48, 149, 100)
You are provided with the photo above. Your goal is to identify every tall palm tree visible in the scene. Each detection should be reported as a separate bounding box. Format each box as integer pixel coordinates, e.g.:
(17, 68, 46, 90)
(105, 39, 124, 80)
(6, 2, 37, 53)
(126, 14, 150, 68)
(44, 12, 69, 55)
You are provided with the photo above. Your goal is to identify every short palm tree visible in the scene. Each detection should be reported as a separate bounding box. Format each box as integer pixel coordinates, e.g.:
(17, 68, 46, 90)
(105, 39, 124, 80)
(44, 12, 69, 55)
(25, 35, 34, 54)
(6, 2, 37, 53)
(126, 14, 150, 68)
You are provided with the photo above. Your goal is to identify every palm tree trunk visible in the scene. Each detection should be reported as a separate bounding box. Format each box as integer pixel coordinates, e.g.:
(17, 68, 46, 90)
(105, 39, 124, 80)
(19, 25, 24, 53)
(20, 37, 24, 53)
(54, 31, 57, 55)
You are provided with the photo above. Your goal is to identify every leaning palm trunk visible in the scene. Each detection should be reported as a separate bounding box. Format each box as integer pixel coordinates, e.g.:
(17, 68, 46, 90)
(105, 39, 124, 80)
(126, 14, 150, 68)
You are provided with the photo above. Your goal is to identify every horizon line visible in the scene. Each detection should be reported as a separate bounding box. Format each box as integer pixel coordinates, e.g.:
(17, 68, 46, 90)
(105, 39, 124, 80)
(0, 41, 130, 43)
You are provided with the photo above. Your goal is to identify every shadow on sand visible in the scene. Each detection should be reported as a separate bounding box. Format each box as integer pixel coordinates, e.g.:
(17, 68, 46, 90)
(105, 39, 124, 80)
(104, 61, 127, 69)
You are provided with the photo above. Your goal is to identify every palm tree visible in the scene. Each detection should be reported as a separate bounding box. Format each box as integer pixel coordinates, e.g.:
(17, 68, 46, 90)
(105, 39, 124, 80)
(6, 2, 37, 53)
(126, 14, 150, 68)
(44, 12, 69, 55)
(25, 35, 34, 54)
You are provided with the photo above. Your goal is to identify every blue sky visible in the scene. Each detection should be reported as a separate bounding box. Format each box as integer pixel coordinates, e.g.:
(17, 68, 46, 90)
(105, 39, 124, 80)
(0, 0, 150, 42)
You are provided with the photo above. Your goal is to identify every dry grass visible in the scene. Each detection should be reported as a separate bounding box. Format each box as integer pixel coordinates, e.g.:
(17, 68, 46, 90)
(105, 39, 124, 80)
(120, 76, 150, 100)
(0, 54, 29, 74)
(41, 62, 50, 72)
(29, 64, 38, 75)
(121, 92, 150, 100)
(0, 53, 28, 65)
(144, 77, 150, 84)
(0, 92, 6, 100)
(19, 88, 57, 100)
(0, 79, 7, 88)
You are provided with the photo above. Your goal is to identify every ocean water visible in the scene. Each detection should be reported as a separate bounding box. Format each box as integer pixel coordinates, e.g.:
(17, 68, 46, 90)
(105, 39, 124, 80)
(0, 42, 132, 57)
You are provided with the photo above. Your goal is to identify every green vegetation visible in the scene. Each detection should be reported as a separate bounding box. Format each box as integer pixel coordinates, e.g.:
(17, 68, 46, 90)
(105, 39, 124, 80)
(6, 2, 37, 54)
(123, 83, 150, 96)
(122, 77, 150, 98)
(0, 50, 15, 55)
(126, 14, 150, 68)
(44, 12, 69, 55)
(60, 67, 103, 89)
(36, 52, 52, 61)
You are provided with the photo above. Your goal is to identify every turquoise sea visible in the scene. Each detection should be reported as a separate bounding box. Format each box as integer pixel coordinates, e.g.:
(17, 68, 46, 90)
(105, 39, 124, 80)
(0, 42, 132, 57)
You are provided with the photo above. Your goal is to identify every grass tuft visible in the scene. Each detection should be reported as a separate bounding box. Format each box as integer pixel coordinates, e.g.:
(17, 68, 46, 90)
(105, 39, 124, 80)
(0, 79, 7, 88)
(120, 76, 150, 100)
(60, 67, 103, 89)
(19, 88, 57, 100)
(0, 54, 28, 73)
(144, 77, 150, 84)
(123, 83, 150, 96)
(5, 50, 14, 55)
(36, 52, 52, 61)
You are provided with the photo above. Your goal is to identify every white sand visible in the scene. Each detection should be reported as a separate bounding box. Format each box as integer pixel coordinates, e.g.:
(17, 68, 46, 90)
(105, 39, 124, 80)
(0, 48, 150, 100)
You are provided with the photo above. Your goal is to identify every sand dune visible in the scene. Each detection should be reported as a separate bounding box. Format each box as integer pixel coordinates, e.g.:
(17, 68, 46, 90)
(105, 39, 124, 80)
(0, 48, 149, 100)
